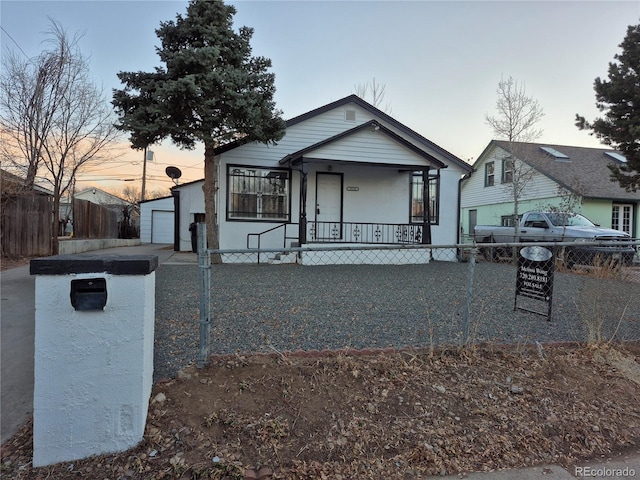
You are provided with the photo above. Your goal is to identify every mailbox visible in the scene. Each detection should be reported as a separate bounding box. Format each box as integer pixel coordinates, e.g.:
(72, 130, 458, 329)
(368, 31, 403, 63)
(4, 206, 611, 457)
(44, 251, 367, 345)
(31, 254, 158, 467)
(70, 278, 107, 311)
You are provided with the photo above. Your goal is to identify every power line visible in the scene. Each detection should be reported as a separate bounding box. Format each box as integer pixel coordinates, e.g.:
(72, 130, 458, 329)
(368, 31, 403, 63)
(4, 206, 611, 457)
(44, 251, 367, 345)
(1, 26, 31, 60)
(153, 161, 203, 169)
(77, 175, 139, 180)
(82, 161, 141, 172)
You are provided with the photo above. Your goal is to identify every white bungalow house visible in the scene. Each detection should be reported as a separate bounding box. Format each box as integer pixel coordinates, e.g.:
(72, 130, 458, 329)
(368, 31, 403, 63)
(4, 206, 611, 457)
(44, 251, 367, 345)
(171, 95, 472, 260)
(460, 140, 639, 241)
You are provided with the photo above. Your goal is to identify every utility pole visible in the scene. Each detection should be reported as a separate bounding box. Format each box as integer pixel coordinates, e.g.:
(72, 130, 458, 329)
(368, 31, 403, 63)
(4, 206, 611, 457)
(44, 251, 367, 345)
(142, 147, 147, 201)
(142, 148, 153, 201)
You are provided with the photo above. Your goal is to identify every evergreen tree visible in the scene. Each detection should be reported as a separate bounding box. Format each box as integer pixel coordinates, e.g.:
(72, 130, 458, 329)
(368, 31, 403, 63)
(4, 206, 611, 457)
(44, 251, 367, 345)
(576, 23, 640, 192)
(113, 0, 286, 253)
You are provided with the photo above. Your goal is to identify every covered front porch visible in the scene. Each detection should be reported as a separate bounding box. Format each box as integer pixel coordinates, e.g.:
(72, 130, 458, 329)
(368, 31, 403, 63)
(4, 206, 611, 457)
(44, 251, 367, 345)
(278, 120, 447, 249)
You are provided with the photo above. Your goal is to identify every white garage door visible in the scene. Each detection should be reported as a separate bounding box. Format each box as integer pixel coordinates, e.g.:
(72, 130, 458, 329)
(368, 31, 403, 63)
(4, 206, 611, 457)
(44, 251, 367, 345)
(151, 210, 174, 244)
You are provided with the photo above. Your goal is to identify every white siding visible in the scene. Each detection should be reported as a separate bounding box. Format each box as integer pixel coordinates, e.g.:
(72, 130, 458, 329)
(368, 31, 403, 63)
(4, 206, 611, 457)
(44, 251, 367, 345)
(460, 143, 569, 237)
(139, 197, 174, 243)
(433, 168, 464, 244)
(74, 188, 127, 206)
(219, 106, 376, 166)
(174, 181, 205, 251)
(305, 128, 434, 167)
(209, 100, 469, 251)
(461, 144, 558, 210)
(220, 104, 459, 168)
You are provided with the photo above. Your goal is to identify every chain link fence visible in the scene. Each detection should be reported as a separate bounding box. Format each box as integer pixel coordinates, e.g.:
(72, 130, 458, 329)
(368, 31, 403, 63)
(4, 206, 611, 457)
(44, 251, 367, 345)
(193, 233, 639, 367)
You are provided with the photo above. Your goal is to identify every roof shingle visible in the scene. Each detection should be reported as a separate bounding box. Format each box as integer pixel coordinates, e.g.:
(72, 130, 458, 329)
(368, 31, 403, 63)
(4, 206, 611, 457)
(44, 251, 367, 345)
(492, 140, 639, 201)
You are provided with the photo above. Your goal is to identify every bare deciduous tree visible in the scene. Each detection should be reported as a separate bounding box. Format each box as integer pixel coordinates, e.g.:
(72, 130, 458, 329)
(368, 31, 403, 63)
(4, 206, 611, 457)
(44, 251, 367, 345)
(486, 76, 544, 232)
(116, 185, 167, 204)
(486, 76, 544, 143)
(543, 181, 586, 234)
(354, 77, 392, 114)
(1, 20, 120, 253)
(1, 42, 58, 188)
(117, 185, 143, 205)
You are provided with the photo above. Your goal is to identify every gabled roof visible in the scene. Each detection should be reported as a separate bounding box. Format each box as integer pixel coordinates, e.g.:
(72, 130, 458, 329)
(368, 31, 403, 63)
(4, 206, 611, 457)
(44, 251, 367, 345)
(280, 120, 447, 170)
(170, 178, 204, 191)
(140, 194, 174, 204)
(486, 140, 638, 201)
(216, 95, 472, 173)
(0, 169, 54, 196)
(74, 187, 130, 204)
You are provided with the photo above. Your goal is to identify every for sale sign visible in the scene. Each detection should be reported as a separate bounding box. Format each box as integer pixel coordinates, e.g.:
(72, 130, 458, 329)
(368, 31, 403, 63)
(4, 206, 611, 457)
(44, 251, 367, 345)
(514, 246, 555, 320)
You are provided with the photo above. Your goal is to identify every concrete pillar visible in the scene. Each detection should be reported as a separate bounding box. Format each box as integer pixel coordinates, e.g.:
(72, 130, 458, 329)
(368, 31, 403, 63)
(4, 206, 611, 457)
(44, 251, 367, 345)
(30, 255, 158, 467)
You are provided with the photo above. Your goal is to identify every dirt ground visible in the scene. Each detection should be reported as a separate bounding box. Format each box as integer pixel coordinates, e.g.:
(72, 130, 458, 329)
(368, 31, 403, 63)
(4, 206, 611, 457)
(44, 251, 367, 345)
(0, 256, 31, 271)
(1, 342, 639, 479)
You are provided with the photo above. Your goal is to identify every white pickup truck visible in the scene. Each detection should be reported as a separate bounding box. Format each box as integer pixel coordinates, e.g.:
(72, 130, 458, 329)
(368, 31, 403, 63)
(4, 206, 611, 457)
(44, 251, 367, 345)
(474, 211, 635, 266)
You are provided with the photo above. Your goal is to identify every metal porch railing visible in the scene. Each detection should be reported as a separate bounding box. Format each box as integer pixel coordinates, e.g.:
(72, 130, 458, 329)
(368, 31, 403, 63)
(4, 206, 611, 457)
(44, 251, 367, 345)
(308, 221, 426, 244)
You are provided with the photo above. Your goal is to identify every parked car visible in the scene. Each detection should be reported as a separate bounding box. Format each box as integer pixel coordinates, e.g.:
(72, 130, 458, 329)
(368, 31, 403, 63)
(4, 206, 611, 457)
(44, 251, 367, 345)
(474, 211, 635, 267)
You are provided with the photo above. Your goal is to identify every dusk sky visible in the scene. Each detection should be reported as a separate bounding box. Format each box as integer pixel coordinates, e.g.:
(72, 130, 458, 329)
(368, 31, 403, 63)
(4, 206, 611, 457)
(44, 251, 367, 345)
(1, 0, 639, 197)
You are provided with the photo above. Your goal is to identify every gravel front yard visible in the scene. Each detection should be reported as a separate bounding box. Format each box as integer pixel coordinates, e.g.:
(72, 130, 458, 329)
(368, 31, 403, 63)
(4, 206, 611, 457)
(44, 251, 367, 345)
(3, 259, 639, 480)
(154, 261, 640, 381)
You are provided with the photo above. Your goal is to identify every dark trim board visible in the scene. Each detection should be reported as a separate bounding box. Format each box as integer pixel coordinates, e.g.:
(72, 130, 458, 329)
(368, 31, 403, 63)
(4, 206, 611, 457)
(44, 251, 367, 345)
(172, 190, 180, 252)
(31, 255, 158, 275)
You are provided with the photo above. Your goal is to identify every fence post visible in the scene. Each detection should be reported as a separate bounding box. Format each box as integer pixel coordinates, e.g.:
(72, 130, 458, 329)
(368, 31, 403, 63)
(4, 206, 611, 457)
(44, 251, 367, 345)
(197, 223, 211, 368)
(462, 246, 477, 345)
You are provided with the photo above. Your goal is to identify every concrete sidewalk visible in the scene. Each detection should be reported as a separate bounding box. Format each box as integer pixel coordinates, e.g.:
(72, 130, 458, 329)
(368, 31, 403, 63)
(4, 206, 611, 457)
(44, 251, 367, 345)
(440, 451, 639, 479)
(0, 243, 189, 444)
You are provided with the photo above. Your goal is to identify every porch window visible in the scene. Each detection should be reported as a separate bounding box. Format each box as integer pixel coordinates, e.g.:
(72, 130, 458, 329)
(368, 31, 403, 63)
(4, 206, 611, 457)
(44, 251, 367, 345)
(227, 166, 289, 221)
(410, 172, 439, 224)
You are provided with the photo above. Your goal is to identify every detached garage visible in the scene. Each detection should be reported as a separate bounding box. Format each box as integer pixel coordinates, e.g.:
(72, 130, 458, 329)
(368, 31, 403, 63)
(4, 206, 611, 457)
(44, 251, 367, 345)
(140, 196, 175, 244)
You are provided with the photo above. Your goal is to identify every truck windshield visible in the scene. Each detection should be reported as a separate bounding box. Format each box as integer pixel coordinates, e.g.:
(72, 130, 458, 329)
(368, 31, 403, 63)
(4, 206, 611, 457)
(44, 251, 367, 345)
(547, 213, 595, 227)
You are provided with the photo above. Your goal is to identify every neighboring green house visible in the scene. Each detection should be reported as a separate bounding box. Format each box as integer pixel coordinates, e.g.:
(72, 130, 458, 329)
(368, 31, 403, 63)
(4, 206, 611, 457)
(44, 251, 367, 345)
(460, 140, 639, 241)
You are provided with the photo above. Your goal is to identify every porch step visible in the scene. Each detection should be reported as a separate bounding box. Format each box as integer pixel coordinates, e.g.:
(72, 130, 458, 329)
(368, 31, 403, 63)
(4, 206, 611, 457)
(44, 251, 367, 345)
(266, 252, 298, 265)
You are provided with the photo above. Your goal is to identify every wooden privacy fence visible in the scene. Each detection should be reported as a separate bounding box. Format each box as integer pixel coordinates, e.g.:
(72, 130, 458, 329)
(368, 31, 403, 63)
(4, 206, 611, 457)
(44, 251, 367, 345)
(1, 193, 53, 257)
(72, 199, 119, 239)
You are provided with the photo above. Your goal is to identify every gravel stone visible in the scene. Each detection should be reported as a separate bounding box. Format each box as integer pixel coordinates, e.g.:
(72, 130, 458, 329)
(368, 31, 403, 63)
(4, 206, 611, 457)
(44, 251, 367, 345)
(153, 261, 640, 381)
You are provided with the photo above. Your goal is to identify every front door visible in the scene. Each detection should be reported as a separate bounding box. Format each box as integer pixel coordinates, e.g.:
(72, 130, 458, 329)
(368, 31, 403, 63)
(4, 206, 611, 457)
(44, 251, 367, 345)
(315, 173, 343, 239)
(468, 209, 477, 240)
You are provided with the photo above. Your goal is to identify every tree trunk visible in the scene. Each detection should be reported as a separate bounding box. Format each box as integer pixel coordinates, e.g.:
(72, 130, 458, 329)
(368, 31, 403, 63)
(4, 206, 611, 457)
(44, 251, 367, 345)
(25, 163, 38, 190)
(51, 188, 60, 255)
(203, 143, 222, 263)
